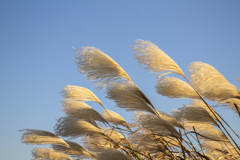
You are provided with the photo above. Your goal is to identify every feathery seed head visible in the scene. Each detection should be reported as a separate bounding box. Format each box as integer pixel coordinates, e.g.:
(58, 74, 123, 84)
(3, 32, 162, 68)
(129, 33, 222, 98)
(132, 39, 185, 77)
(62, 85, 102, 105)
(189, 62, 240, 102)
(54, 117, 103, 139)
(102, 109, 129, 129)
(96, 148, 132, 160)
(156, 76, 200, 99)
(20, 129, 68, 146)
(61, 99, 107, 122)
(134, 112, 180, 138)
(106, 81, 155, 114)
(74, 47, 131, 89)
(32, 148, 72, 160)
(52, 140, 95, 159)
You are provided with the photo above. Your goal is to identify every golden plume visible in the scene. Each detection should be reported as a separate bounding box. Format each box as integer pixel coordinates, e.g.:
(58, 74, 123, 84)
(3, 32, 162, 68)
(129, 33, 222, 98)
(156, 76, 200, 99)
(20, 129, 68, 146)
(132, 39, 185, 77)
(54, 117, 103, 138)
(32, 148, 72, 160)
(74, 47, 131, 89)
(62, 85, 102, 105)
(102, 109, 129, 129)
(52, 140, 95, 159)
(189, 62, 240, 102)
(61, 99, 107, 123)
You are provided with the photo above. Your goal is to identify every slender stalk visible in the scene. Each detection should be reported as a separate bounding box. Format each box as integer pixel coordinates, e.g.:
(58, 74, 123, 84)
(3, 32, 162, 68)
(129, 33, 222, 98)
(193, 127, 205, 157)
(161, 138, 179, 159)
(215, 111, 240, 139)
(224, 142, 236, 159)
(189, 134, 216, 160)
(184, 131, 198, 152)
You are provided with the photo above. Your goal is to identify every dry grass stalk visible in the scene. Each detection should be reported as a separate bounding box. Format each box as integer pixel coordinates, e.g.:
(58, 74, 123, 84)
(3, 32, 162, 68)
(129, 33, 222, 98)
(162, 137, 181, 148)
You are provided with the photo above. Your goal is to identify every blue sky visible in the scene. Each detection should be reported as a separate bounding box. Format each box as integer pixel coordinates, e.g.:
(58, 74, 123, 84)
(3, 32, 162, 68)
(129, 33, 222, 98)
(0, 0, 240, 159)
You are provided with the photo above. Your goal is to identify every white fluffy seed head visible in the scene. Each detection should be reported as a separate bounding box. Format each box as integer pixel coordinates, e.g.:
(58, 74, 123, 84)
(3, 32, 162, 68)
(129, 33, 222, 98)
(220, 98, 240, 116)
(173, 106, 219, 127)
(62, 85, 102, 105)
(74, 47, 131, 89)
(54, 117, 103, 139)
(52, 140, 94, 159)
(189, 62, 240, 102)
(32, 148, 72, 160)
(132, 39, 185, 77)
(102, 109, 129, 128)
(61, 99, 107, 122)
(134, 112, 180, 138)
(20, 129, 68, 146)
(156, 76, 200, 99)
(106, 81, 155, 114)
(96, 148, 132, 160)
(184, 123, 228, 142)
(158, 110, 184, 129)
(130, 136, 166, 154)
(203, 140, 239, 159)
(83, 127, 124, 152)
(186, 99, 220, 121)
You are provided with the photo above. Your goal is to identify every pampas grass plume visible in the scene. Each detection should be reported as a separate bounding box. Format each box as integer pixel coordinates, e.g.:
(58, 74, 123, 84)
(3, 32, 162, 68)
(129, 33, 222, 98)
(96, 148, 132, 160)
(102, 109, 129, 129)
(52, 140, 94, 159)
(106, 81, 155, 114)
(32, 148, 72, 160)
(189, 62, 240, 101)
(74, 46, 132, 89)
(54, 117, 103, 138)
(61, 98, 107, 123)
(62, 85, 102, 105)
(156, 76, 200, 99)
(20, 129, 68, 147)
(132, 39, 185, 77)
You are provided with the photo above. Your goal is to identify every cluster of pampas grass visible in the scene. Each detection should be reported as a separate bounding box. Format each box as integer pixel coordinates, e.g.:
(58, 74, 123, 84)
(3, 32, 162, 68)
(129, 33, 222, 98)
(20, 40, 240, 160)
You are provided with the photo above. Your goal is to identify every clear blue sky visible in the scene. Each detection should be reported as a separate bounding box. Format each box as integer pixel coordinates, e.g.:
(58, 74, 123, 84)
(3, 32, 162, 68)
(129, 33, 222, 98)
(0, 0, 240, 159)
